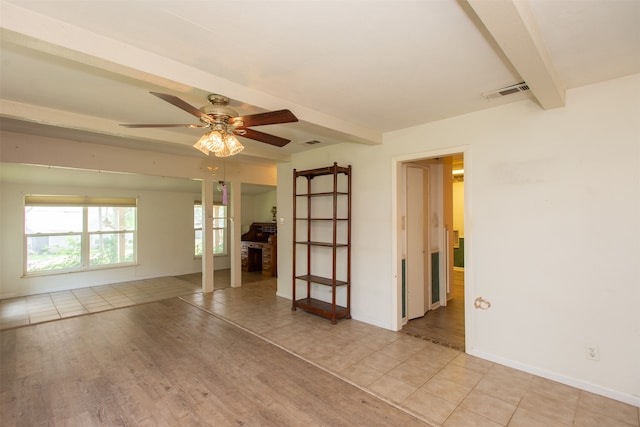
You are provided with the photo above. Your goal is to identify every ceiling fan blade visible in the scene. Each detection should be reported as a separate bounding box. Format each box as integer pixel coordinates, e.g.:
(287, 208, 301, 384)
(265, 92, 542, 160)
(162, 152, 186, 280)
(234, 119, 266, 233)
(232, 109, 298, 127)
(150, 92, 214, 124)
(236, 128, 291, 147)
(120, 123, 207, 128)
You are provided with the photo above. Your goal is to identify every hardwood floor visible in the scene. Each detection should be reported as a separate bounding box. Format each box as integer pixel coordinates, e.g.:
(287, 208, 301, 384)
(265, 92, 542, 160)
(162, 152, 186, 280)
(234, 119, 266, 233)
(0, 298, 429, 426)
(402, 269, 465, 350)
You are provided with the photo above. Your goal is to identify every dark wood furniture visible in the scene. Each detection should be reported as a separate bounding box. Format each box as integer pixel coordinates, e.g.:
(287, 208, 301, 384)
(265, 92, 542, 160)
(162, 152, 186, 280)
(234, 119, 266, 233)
(241, 222, 277, 276)
(292, 163, 351, 324)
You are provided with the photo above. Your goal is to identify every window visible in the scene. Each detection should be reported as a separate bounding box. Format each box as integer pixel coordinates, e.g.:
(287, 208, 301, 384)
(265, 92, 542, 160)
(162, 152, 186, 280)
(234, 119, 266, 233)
(24, 196, 136, 274)
(194, 203, 227, 256)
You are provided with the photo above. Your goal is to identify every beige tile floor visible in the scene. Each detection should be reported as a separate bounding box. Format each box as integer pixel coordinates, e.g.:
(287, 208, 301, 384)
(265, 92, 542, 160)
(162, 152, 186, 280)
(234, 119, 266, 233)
(180, 279, 640, 427)
(0, 270, 265, 331)
(0, 276, 201, 330)
(2, 273, 638, 426)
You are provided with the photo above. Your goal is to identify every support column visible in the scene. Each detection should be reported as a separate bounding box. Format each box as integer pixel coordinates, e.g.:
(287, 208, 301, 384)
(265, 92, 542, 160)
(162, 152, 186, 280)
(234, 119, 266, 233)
(230, 181, 242, 288)
(201, 178, 214, 293)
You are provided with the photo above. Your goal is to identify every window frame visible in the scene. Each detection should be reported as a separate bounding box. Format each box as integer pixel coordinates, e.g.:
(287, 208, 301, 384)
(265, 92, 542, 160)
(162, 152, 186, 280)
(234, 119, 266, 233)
(194, 202, 228, 257)
(23, 195, 137, 276)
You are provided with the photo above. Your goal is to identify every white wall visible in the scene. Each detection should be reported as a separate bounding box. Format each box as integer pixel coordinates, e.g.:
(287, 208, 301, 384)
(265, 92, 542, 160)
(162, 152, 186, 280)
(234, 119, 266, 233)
(278, 148, 399, 329)
(241, 188, 277, 233)
(277, 74, 640, 405)
(452, 180, 464, 238)
(0, 180, 204, 298)
(255, 189, 277, 223)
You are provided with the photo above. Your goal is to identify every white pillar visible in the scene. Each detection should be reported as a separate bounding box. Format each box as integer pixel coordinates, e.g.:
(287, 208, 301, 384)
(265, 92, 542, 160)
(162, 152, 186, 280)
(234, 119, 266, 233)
(201, 178, 214, 293)
(230, 181, 242, 288)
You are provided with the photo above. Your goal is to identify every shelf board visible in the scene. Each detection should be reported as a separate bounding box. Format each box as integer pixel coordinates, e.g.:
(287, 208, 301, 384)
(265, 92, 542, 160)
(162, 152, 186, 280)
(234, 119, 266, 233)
(295, 274, 348, 287)
(294, 165, 351, 177)
(295, 191, 350, 197)
(294, 297, 350, 321)
(295, 241, 349, 247)
(294, 217, 349, 221)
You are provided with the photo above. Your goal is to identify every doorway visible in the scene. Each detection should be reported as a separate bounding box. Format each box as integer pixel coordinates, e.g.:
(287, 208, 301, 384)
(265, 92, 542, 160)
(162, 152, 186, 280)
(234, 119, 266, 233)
(399, 153, 465, 350)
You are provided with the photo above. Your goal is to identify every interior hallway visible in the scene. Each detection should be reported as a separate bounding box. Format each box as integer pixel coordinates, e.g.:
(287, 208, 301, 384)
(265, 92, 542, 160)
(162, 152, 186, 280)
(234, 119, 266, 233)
(403, 269, 465, 351)
(1, 273, 638, 426)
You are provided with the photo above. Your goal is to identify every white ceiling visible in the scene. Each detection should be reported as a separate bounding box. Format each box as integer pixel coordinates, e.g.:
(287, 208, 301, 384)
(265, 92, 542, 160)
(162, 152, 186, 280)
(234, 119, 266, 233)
(0, 0, 639, 164)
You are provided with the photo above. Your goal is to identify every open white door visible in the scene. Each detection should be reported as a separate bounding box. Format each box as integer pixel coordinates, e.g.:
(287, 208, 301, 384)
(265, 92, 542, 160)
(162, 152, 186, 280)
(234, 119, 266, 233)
(406, 166, 429, 320)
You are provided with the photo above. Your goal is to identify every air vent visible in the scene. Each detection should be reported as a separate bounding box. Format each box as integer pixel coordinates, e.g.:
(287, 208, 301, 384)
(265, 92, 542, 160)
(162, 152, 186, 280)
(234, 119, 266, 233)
(305, 140, 322, 145)
(481, 82, 530, 100)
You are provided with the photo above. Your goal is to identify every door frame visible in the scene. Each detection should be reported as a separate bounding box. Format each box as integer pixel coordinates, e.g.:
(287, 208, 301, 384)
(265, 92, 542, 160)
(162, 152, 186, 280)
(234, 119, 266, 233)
(391, 145, 472, 351)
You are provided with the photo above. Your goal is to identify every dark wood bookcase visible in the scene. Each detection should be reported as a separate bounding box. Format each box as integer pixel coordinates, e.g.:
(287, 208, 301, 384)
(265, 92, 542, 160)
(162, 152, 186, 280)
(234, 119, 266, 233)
(292, 163, 351, 324)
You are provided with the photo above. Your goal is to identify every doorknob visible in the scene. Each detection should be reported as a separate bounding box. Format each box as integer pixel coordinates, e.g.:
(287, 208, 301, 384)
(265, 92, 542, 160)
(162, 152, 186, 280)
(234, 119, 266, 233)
(474, 297, 491, 310)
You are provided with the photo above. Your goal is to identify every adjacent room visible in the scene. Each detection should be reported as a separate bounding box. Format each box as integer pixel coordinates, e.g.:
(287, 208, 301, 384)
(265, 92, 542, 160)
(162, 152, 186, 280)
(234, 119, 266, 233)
(1, 1, 639, 425)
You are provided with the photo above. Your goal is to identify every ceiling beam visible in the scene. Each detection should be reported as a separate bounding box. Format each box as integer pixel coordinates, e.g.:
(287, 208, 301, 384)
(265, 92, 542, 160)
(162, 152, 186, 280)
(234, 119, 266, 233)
(0, 100, 293, 162)
(466, 0, 565, 109)
(0, 2, 382, 145)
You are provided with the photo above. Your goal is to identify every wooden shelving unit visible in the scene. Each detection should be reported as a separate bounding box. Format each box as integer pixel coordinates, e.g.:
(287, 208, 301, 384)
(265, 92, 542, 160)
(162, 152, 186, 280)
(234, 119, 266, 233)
(292, 162, 351, 324)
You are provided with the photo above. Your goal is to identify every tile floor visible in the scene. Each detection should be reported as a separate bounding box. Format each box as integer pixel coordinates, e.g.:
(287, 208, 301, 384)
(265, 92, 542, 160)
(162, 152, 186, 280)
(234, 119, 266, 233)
(0, 270, 265, 331)
(0, 276, 200, 330)
(1, 274, 638, 426)
(180, 279, 640, 427)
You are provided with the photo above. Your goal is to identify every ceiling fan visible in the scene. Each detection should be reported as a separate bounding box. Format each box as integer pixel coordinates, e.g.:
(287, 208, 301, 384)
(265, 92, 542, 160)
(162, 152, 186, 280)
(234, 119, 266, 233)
(120, 92, 298, 156)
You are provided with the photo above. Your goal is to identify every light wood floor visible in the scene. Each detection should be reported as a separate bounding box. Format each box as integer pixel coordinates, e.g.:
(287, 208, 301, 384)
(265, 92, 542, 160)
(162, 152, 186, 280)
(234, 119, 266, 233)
(0, 297, 429, 426)
(403, 269, 465, 350)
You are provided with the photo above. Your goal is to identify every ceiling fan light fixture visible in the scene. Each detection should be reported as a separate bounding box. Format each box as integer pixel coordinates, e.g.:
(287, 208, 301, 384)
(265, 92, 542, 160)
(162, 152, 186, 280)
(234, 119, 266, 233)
(208, 130, 227, 154)
(226, 133, 244, 154)
(194, 131, 215, 155)
(194, 129, 223, 155)
(193, 140, 210, 155)
(215, 138, 231, 157)
(214, 133, 244, 158)
(194, 126, 244, 157)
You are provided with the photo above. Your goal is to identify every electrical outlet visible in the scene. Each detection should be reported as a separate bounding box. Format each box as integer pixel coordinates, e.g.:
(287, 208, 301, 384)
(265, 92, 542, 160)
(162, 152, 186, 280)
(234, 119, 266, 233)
(585, 345, 600, 361)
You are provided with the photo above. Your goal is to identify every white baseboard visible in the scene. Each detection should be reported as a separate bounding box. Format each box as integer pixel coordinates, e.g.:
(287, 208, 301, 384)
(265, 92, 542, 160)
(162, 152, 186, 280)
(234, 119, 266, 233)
(468, 349, 640, 407)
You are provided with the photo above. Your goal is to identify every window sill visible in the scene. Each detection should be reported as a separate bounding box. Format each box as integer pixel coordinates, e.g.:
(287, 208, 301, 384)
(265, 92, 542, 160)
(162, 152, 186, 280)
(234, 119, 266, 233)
(22, 262, 139, 278)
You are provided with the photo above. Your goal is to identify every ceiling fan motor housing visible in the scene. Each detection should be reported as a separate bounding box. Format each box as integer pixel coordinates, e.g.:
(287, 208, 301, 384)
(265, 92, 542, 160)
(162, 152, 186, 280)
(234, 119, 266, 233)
(200, 94, 240, 126)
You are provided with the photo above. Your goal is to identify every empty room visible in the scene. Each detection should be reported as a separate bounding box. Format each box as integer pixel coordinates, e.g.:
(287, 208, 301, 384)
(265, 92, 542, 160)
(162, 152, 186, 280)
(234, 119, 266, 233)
(1, 1, 639, 425)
